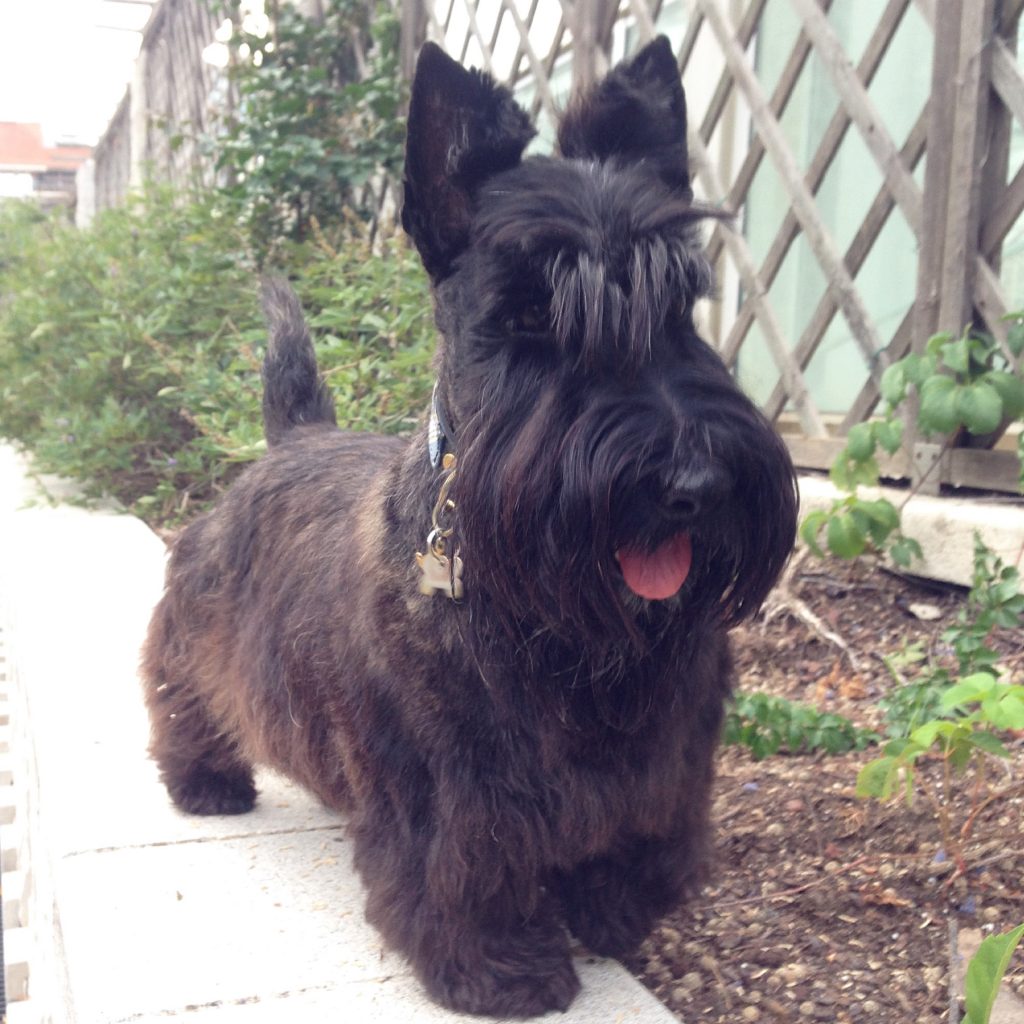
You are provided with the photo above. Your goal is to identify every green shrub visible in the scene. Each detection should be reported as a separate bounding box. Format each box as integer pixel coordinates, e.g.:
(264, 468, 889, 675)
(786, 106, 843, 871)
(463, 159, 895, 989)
(207, 0, 405, 257)
(0, 192, 434, 523)
(723, 691, 876, 760)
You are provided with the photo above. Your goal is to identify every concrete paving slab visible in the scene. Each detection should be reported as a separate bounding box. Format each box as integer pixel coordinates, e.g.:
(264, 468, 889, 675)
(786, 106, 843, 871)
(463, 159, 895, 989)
(0, 441, 677, 1024)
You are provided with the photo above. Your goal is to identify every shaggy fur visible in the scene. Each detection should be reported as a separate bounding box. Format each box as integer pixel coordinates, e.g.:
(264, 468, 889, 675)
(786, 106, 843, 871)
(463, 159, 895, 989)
(142, 36, 798, 1019)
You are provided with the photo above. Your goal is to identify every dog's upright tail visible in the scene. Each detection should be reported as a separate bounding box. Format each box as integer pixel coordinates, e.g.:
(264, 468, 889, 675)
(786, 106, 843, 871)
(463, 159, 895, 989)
(260, 278, 338, 447)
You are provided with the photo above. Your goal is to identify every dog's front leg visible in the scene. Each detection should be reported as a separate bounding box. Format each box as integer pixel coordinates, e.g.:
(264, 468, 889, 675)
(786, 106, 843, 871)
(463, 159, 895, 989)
(552, 825, 707, 959)
(353, 788, 580, 1018)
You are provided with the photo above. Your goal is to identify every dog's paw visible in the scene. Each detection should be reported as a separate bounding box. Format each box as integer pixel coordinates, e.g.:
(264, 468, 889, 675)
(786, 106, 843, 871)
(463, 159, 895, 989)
(429, 953, 580, 1019)
(565, 900, 653, 958)
(167, 765, 257, 816)
(420, 922, 581, 1019)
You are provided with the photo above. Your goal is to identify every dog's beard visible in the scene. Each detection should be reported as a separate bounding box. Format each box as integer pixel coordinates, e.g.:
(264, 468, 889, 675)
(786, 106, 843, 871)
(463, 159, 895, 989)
(452, 370, 794, 649)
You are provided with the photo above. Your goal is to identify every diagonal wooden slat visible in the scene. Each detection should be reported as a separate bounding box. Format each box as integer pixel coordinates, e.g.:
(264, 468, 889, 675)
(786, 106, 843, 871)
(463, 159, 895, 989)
(990, 34, 1024, 132)
(496, 0, 560, 117)
(459, 0, 496, 72)
(718, 0, 914, 367)
(676, 6, 705, 73)
(980, 161, 1024, 258)
(689, 133, 828, 437)
(840, 307, 916, 435)
(788, 0, 922, 236)
(703, 0, 823, 268)
(627, 0, 658, 43)
(693, 0, 886, 374)
(763, 107, 929, 422)
(695, 0, 769, 144)
(969, 259, 1019, 371)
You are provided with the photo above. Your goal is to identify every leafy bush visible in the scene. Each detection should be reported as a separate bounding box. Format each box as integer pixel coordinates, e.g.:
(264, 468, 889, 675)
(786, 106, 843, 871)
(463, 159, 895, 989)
(723, 691, 876, 760)
(207, 0, 405, 257)
(801, 323, 1024, 565)
(0, 193, 434, 523)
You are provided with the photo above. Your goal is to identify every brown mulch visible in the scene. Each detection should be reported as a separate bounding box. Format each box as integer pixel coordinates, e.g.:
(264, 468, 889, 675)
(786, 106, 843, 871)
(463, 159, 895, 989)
(628, 556, 1024, 1023)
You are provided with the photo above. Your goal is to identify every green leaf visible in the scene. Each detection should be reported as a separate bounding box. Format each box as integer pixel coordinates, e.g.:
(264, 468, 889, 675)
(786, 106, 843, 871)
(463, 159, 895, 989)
(29, 321, 56, 340)
(874, 418, 904, 455)
(856, 756, 900, 800)
(940, 673, 998, 710)
(800, 510, 829, 558)
(941, 335, 971, 375)
(903, 352, 937, 386)
(955, 380, 1003, 436)
(986, 370, 1024, 419)
(1004, 317, 1024, 357)
(844, 422, 876, 461)
(967, 730, 1010, 758)
(827, 511, 868, 559)
(880, 362, 908, 405)
(926, 331, 954, 358)
(909, 720, 948, 748)
(963, 924, 1024, 1024)
(918, 375, 960, 434)
(889, 536, 923, 568)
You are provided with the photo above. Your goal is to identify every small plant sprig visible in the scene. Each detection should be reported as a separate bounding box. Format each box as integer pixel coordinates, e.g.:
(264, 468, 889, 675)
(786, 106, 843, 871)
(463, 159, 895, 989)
(879, 536, 1024, 739)
(724, 692, 876, 760)
(961, 924, 1024, 1024)
(857, 672, 1024, 868)
(801, 320, 1024, 565)
(857, 536, 1023, 870)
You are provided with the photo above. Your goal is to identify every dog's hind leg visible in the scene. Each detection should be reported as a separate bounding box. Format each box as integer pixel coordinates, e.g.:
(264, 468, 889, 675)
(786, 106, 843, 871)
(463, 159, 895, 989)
(146, 680, 257, 816)
(141, 612, 257, 816)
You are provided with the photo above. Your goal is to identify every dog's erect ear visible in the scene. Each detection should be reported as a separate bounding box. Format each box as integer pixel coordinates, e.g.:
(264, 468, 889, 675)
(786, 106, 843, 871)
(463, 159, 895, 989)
(401, 42, 535, 280)
(557, 36, 692, 200)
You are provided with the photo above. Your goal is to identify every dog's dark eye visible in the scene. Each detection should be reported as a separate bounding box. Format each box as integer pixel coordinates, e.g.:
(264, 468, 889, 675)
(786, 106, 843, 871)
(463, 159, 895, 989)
(506, 305, 549, 335)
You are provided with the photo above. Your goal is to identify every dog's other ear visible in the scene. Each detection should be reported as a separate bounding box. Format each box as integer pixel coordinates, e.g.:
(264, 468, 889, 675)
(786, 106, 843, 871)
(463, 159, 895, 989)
(401, 42, 535, 280)
(557, 35, 692, 201)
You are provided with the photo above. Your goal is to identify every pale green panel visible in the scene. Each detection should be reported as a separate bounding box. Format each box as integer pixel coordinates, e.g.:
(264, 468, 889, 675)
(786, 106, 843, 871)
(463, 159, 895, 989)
(743, 154, 789, 267)
(735, 321, 781, 407)
(813, 117, 883, 254)
(754, 3, 803, 100)
(1000, 50, 1024, 311)
(739, 233, 828, 407)
(864, 1, 932, 146)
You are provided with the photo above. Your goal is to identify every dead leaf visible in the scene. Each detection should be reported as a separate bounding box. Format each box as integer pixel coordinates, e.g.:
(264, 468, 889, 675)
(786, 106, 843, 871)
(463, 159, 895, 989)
(859, 882, 912, 908)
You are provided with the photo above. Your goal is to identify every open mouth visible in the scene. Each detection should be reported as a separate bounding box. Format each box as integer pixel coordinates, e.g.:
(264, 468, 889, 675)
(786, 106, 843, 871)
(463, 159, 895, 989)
(615, 532, 693, 601)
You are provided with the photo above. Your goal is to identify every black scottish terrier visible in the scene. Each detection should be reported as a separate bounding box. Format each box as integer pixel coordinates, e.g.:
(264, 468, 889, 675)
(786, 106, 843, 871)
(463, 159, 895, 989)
(142, 37, 798, 1018)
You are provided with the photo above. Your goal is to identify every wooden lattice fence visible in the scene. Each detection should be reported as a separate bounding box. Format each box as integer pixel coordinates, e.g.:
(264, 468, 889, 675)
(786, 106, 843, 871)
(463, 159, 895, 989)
(408, 0, 1024, 494)
(87, 0, 1024, 494)
(90, 0, 225, 208)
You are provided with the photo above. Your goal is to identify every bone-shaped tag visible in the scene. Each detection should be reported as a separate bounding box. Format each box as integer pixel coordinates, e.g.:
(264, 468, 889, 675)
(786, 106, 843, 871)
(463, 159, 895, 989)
(416, 547, 464, 600)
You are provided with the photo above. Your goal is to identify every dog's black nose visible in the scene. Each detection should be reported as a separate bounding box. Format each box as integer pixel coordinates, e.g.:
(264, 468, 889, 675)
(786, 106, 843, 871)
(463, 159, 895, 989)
(659, 464, 729, 521)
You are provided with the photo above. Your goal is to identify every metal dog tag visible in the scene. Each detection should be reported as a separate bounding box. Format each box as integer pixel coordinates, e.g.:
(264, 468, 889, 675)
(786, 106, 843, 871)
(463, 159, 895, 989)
(416, 531, 464, 600)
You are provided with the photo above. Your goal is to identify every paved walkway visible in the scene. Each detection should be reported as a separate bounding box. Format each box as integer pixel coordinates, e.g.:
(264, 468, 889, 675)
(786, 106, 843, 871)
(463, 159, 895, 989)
(0, 444, 674, 1023)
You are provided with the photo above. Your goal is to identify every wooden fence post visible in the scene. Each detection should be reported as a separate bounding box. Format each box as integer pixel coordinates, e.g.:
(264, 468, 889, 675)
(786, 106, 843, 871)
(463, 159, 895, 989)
(910, 0, 997, 491)
(572, 0, 615, 91)
(401, 0, 428, 81)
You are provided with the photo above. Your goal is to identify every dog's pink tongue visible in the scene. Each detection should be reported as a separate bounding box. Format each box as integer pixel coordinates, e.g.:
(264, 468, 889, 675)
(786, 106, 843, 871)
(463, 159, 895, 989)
(616, 533, 693, 601)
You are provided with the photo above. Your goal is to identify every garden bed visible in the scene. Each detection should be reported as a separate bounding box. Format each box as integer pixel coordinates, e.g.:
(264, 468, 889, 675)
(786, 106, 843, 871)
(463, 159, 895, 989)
(629, 555, 1024, 1023)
